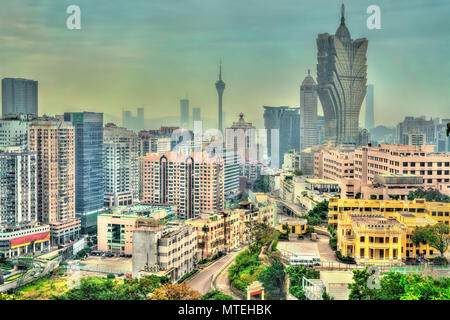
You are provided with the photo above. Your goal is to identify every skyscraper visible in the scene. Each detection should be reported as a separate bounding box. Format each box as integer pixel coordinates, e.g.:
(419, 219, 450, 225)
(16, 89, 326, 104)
(2, 78, 38, 116)
(300, 70, 318, 150)
(365, 84, 374, 130)
(103, 123, 139, 208)
(137, 107, 145, 131)
(215, 63, 226, 133)
(28, 117, 80, 245)
(192, 107, 201, 122)
(263, 106, 300, 169)
(64, 112, 104, 234)
(180, 99, 190, 129)
(316, 4, 368, 146)
(0, 114, 35, 148)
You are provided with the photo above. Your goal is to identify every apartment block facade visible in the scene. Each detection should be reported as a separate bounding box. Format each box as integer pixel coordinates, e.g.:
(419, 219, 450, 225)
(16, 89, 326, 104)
(28, 117, 80, 245)
(103, 123, 139, 208)
(354, 144, 450, 195)
(140, 151, 225, 219)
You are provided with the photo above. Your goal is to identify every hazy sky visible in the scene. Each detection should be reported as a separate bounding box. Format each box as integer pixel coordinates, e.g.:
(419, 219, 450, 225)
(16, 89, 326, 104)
(1, 0, 449, 128)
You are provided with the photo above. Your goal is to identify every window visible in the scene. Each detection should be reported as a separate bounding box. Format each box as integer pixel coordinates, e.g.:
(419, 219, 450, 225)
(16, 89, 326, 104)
(360, 236, 365, 242)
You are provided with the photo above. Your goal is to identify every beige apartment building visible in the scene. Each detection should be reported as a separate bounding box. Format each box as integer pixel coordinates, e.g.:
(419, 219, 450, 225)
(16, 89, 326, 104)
(28, 117, 80, 245)
(140, 151, 225, 219)
(314, 146, 355, 181)
(354, 144, 450, 195)
(186, 210, 241, 261)
(315, 144, 450, 198)
(132, 220, 197, 282)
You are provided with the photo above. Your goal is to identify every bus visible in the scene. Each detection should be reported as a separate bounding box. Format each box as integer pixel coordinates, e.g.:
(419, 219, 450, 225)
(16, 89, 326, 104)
(289, 254, 321, 267)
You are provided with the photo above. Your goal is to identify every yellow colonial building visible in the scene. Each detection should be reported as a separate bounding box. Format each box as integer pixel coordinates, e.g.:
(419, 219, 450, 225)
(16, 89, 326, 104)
(279, 218, 308, 235)
(329, 197, 450, 264)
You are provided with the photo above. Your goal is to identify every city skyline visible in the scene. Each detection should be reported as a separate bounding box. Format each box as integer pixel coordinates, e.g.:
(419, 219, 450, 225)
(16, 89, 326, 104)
(0, 0, 449, 129)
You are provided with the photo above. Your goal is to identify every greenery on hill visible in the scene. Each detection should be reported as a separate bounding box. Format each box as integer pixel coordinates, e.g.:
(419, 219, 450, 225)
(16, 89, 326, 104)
(305, 200, 329, 226)
(286, 266, 320, 300)
(348, 268, 450, 300)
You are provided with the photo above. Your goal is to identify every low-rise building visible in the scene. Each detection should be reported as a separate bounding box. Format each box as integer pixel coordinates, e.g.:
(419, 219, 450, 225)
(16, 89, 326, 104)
(97, 204, 176, 255)
(329, 197, 450, 264)
(279, 218, 308, 235)
(186, 211, 241, 261)
(0, 223, 50, 258)
(132, 220, 197, 282)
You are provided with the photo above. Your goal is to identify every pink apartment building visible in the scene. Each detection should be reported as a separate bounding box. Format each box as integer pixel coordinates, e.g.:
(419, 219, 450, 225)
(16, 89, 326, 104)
(315, 144, 450, 199)
(140, 151, 225, 219)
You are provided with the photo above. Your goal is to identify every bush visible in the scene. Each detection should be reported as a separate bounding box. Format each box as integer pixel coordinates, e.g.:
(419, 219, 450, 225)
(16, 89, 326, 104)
(278, 231, 289, 240)
(177, 269, 198, 284)
(336, 251, 356, 264)
(271, 236, 279, 251)
(297, 234, 304, 239)
(329, 236, 337, 250)
(107, 273, 115, 279)
(430, 256, 448, 265)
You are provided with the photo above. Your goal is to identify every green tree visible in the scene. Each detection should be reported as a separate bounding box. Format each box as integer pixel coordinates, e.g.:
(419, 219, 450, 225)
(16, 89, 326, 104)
(305, 200, 329, 226)
(201, 290, 234, 300)
(348, 268, 374, 300)
(245, 221, 278, 253)
(407, 189, 450, 203)
(258, 258, 285, 293)
(411, 223, 450, 257)
(285, 266, 319, 299)
(252, 175, 270, 193)
(293, 168, 303, 176)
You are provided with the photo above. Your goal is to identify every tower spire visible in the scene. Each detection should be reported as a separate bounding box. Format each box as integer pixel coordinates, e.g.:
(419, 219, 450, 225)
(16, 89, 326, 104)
(341, 3, 345, 25)
(219, 60, 222, 81)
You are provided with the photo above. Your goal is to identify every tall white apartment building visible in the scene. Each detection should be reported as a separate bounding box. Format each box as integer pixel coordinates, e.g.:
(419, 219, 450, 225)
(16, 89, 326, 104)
(0, 146, 37, 226)
(103, 123, 139, 208)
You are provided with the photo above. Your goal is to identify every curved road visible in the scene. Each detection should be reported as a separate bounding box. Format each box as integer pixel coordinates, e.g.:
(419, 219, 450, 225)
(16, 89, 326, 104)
(187, 251, 240, 295)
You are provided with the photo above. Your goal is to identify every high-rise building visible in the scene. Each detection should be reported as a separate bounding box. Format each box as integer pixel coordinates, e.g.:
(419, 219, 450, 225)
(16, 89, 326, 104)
(365, 84, 374, 130)
(2, 78, 38, 116)
(226, 113, 259, 165)
(64, 112, 104, 234)
(316, 4, 368, 146)
(215, 63, 226, 133)
(192, 107, 201, 122)
(402, 130, 426, 146)
(0, 146, 37, 227)
(28, 117, 80, 245)
(122, 110, 132, 129)
(140, 151, 225, 219)
(263, 106, 300, 169)
(137, 107, 145, 131)
(223, 148, 240, 199)
(300, 70, 318, 150)
(180, 99, 190, 129)
(0, 114, 36, 148)
(397, 116, 435, 145)
(103, 123, 139, 208)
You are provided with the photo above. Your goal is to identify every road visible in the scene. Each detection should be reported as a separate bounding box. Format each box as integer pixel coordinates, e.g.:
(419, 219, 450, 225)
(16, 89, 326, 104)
(187, 251, 240, 295)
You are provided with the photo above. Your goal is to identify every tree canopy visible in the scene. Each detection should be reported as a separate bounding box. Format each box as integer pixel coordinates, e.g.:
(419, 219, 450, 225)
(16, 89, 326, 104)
(54, 275, 169, 300)
(411, 223, 450, 257)
(348, 268, 450, 300)
(150, 282, 201, 300)
(407, 189, 450, 203)
(258, 257, 285, 293)
(201, 290, 234, 300)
